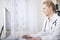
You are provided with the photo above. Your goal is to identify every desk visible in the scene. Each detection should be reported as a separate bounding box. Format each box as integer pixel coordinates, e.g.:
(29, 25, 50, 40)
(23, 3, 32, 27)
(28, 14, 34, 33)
(1, 35, 27, 40)
(3, 38, 27, 40)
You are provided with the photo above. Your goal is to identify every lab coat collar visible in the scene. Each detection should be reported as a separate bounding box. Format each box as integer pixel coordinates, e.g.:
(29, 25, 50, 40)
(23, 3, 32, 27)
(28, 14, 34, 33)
(47, 13, 58, 22)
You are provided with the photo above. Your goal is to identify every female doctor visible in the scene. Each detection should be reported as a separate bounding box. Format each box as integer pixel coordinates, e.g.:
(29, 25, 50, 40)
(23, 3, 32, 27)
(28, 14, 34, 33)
(22, 0, 60, 40)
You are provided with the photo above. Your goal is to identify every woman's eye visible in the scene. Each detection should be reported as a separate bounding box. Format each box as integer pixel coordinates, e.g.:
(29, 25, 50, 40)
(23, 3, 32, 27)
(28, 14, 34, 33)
(43, 8, 45, 9)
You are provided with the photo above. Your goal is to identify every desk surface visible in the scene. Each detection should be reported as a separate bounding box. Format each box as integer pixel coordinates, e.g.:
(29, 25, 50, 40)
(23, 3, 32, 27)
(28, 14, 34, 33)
(3, 38, 27, 40)
(1, 35, 27, 40)
(4, 38, 26, 40)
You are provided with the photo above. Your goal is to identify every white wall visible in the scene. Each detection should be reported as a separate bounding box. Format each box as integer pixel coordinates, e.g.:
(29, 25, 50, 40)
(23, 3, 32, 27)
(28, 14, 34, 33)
(26, 0, 47, 34)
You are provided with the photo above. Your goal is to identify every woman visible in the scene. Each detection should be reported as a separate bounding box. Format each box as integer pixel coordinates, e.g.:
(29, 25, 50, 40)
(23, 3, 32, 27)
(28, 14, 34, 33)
(22, 0, 60, 40)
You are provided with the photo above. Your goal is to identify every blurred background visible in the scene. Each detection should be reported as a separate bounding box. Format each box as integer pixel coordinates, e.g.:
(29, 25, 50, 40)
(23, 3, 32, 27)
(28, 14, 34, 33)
(0, 0, 60, 39)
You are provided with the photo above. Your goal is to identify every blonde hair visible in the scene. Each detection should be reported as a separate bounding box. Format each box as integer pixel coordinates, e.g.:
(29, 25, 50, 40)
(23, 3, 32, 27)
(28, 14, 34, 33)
(43, 0, 56, 12)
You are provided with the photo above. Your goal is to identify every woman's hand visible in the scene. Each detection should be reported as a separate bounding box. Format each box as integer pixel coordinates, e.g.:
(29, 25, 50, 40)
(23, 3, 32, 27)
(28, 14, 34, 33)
(22, 35, 32, 39)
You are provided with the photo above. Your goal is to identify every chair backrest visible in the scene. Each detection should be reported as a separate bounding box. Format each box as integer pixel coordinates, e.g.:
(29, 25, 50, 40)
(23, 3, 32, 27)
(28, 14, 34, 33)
(56, 10, 60, 16)
(56, 4, 60, 16)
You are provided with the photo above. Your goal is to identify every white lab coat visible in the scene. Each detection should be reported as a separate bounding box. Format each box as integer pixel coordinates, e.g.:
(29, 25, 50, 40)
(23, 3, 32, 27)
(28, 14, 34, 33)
(31, 13, 60, 40)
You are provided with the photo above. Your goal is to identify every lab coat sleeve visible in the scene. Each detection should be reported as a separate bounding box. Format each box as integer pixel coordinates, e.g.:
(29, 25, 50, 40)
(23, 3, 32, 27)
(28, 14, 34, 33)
(31, 20, 47, 37)
(31, 23, 60, 40)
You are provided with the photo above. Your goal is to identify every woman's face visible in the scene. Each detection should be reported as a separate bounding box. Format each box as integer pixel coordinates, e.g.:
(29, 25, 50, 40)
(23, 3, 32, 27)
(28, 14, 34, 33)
(42, 4, 51, 16)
